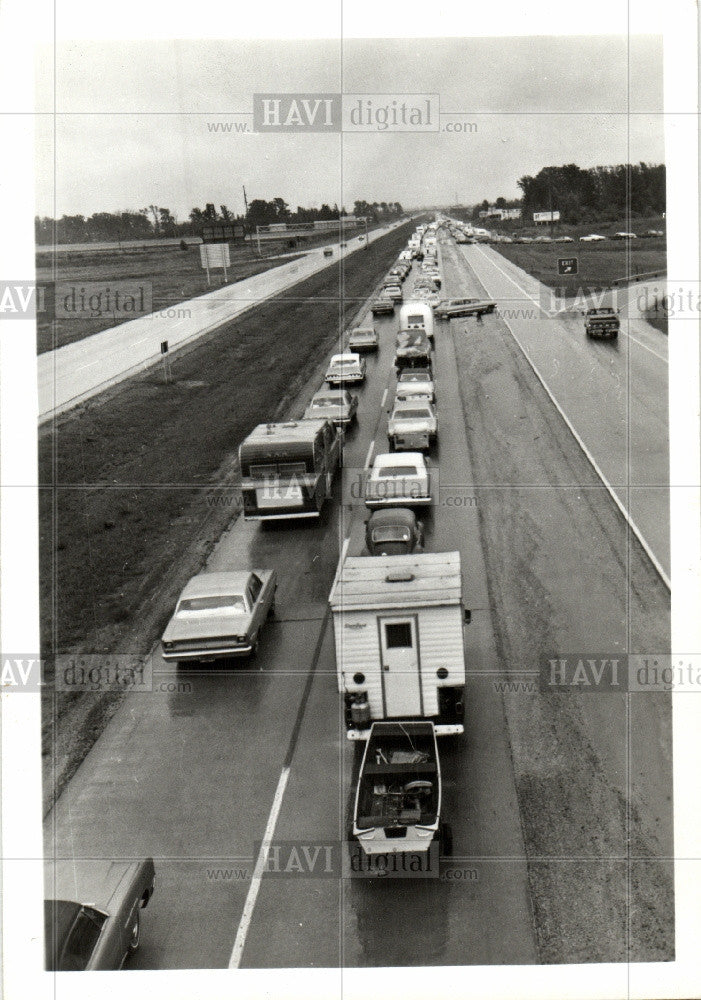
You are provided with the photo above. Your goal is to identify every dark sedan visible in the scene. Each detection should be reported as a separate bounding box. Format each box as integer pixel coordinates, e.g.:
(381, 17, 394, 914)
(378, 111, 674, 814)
(364, 507, 424, 556)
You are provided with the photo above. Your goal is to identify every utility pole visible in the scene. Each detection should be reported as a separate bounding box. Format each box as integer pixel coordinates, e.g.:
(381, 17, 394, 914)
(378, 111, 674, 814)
(242, 185, 249, 218)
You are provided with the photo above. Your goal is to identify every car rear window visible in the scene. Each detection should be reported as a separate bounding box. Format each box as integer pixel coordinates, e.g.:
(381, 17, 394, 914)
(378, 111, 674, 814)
(178, 595, 246, 613)
(312, 396, 342, 407)
(372, 527, 410, 543)
(395, 408, 431, 419)
(377, 466, 419, 477)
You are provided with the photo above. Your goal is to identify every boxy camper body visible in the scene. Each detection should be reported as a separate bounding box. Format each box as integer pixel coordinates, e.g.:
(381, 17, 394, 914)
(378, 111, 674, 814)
(399, 301, 434, 343)
(329, 552, 467, 739)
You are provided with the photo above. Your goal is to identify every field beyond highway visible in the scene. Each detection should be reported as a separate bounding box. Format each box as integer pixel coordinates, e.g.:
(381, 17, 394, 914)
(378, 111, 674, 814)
(492, 236, 666, 298)
(39, 219, 415, 808)
(35, 244, 305, 353)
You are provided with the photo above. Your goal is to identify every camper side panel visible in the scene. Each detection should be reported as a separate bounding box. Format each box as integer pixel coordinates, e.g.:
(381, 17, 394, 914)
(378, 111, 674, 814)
(333, 610, 384, 717)
(417, 605, 466, 716)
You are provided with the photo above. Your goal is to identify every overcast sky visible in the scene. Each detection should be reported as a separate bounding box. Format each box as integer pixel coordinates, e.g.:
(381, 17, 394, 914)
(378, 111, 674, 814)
(35, 35, 664, 219)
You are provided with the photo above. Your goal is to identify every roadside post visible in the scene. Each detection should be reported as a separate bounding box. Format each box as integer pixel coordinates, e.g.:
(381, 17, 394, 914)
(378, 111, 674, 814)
(160, 340, 172, 383)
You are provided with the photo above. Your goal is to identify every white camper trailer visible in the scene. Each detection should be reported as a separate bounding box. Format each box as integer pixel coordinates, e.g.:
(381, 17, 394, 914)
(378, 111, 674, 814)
(329, 552, 467, 739)
(399, 301, 434, 342)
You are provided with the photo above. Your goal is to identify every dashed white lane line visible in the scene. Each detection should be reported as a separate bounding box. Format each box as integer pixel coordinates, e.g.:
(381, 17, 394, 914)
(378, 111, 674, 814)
(228, 765, 290, 968)
(472, 246, 668, 364)
(381, 387, 388, 408)
(364, 440, 375, 470)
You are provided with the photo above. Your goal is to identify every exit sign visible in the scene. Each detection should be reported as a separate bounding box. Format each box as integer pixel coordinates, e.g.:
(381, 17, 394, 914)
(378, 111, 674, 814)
(558, 257, 578, 275)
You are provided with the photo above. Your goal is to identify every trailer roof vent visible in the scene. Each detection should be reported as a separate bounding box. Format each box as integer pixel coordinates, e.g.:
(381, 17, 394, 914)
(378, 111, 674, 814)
(385, 570, 415, 583)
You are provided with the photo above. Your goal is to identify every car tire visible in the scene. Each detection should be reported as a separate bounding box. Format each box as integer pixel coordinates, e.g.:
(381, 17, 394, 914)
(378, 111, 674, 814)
(267, 599, 276, 619)
(250, 634, 260, 658)
(387, 438, 395, 452)
(127, 912, 141, 954)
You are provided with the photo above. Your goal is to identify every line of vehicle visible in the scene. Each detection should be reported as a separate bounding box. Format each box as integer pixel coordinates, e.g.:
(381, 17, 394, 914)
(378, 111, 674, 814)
(473, 245, 668, 364)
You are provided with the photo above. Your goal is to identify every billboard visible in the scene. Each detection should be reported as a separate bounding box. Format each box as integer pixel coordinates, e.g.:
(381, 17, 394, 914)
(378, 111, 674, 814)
(533, 211, 561, 223)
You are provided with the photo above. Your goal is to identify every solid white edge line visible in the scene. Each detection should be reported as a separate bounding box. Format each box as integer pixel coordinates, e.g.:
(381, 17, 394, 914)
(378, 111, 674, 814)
(490, 301, 671, 591)
(473, 245, 668, 364)
(228, 765, 290, 969)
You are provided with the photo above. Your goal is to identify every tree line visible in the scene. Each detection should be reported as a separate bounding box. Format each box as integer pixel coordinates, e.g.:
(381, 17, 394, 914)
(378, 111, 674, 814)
(35, 197, 404, 245)
(455, 162, 665, 226)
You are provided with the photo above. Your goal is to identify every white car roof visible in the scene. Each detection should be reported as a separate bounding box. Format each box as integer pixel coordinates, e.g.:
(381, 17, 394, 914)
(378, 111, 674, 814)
(329, 353, 360, 364)
(372, 451, 426, 469)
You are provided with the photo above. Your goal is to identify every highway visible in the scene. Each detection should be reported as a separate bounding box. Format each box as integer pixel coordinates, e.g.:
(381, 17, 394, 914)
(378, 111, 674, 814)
(462, 243, 670, 579)
(44, 226, 672, 970)
(38, 221, 403, 421)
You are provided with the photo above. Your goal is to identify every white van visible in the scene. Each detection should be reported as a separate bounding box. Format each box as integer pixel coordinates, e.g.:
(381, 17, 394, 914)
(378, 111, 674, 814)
(399, 301, 434, 342)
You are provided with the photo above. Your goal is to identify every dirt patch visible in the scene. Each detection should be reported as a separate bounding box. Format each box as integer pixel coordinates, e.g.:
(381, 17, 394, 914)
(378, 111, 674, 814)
(449, 260, 673, 962)
(40, 221, 414, 813)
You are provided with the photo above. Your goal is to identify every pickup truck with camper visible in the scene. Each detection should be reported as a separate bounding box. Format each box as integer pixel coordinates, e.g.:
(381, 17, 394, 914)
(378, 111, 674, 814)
(584, 307, 620, 339)
(394, 329, 432, 372)
(329, 551, 467, 739)
(399, 301, 434, 343)
(387, 399, 437, 452)
(239, 419, 341, 521)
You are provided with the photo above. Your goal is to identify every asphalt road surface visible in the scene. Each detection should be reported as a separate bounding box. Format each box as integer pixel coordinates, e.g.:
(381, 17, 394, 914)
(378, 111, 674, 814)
(461, 243, 669, 579)
(38, 221, 404, 420)
(44, 232, 671, 970)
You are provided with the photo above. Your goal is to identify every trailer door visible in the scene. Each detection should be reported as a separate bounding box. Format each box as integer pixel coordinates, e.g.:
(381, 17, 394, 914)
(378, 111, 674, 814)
(379, 616, 422, 718)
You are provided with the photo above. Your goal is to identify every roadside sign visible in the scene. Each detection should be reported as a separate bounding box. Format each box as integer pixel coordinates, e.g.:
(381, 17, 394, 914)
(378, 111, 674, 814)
(558, 257, 578, 275)
(200, 242, 231, 285)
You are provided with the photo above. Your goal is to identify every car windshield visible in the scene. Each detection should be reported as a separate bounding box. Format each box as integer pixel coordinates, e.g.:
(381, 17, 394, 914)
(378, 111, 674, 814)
(178, 595, 247, 614)
(377, 466, 419, 477)
(331, 359, 357, 368)
(395, 408, 431, 420)
(400, 371, 430, 382)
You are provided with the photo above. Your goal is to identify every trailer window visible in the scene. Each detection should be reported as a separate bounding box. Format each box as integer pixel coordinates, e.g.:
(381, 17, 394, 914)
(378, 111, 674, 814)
(384, 622, 413, 648)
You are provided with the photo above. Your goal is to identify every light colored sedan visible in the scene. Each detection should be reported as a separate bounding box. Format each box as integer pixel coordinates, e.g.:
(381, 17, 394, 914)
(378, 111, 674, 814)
(161, 569, 277, 661)
(364, 452, 432, 509)
(45, 858, 155, 971)
(325, 352, 367, 386)
(579, 234, 606, 242)
(388, 399, 437, 452)
(396, 367, 435, 403)
(303, 388, 358, 427)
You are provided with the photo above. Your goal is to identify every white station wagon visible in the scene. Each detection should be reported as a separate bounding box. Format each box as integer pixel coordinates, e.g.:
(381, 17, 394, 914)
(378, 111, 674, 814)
(364, 452, 432, 509)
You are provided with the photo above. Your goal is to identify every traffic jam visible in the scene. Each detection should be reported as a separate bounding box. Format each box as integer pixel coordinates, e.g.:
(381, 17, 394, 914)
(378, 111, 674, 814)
(47, 219, 504, 972)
